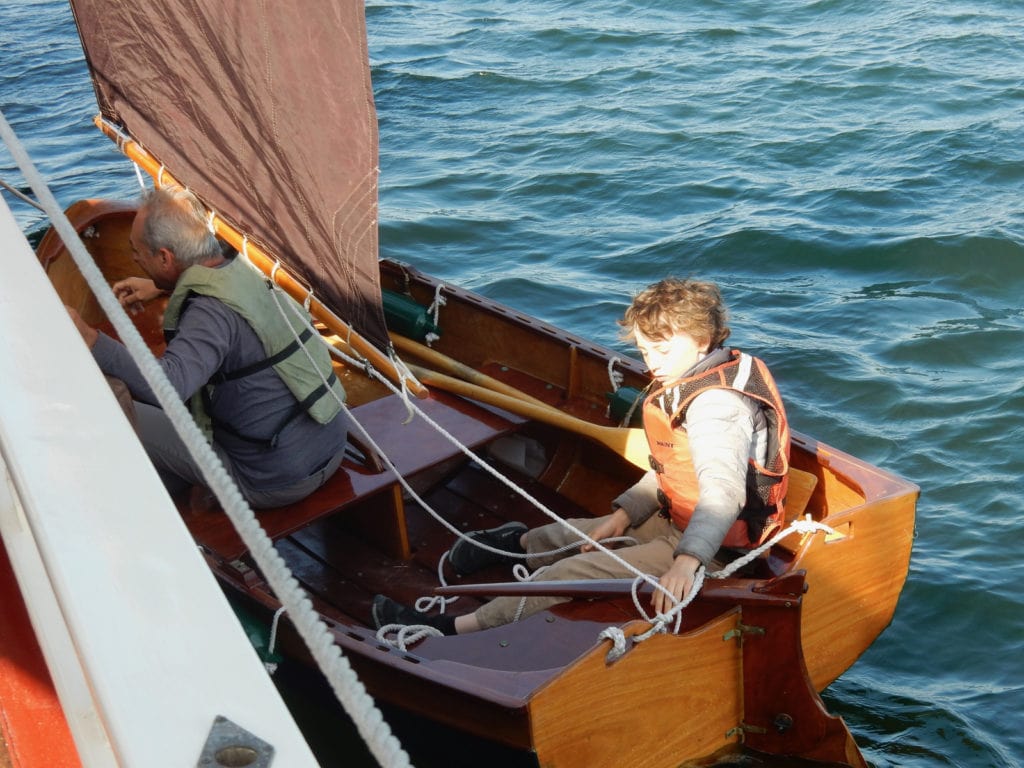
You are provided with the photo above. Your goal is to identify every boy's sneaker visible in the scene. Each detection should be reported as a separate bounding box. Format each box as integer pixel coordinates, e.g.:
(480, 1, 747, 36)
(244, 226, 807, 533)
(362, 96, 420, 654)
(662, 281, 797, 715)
(448, 521, 528, 575)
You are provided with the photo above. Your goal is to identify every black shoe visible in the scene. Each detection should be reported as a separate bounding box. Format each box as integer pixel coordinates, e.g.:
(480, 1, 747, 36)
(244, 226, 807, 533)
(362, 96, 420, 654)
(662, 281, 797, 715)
(448, 521, 528, 576)
(371, 595, 455, 635)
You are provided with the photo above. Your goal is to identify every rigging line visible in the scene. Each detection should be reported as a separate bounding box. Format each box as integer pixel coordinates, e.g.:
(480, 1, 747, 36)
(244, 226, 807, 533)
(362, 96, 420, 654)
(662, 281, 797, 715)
(0, 111, 413, 768)
(260, 241, 687, 628)
(322, 328, 836, 648)
(599, 516, 835, 662)
(318, 330, 677, 610)
(0, 177, 45, 212)
(303, 307, 837, 652)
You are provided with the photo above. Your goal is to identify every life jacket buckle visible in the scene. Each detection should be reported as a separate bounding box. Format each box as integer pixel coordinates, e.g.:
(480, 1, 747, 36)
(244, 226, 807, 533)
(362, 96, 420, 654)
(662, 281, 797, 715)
(656, 488, 671, 518)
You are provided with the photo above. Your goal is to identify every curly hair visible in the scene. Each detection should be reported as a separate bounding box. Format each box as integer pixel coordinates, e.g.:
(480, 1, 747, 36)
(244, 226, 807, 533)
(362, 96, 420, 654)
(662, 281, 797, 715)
(619, 277, 730, 349)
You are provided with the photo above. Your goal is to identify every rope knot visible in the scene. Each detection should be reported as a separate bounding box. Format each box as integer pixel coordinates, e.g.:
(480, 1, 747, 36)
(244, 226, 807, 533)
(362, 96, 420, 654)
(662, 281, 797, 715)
(376, 624, 443, 651)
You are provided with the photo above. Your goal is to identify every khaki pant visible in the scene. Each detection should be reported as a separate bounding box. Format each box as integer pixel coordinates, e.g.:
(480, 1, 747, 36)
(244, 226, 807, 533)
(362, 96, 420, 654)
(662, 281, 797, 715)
(104, 377, 343, 509)
(473, 513, 683, 629)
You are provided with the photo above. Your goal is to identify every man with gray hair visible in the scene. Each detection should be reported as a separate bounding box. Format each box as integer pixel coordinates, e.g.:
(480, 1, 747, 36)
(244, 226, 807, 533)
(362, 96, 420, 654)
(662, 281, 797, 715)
(69, 186, 348, 509)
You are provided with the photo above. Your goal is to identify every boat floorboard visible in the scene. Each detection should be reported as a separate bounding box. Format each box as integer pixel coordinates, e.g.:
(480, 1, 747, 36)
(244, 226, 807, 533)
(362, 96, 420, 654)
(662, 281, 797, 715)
(277, 459, 607, 653)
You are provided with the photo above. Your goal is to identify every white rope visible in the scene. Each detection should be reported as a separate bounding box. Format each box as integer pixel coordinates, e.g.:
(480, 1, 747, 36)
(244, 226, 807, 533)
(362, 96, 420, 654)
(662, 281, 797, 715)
(0, 110, 413, 768)
(264, 606, 287, 675)
(424, 283, 445, 347)
(267, 606, 287, 656)
(334, 349, 674, 602)
(314, 335, 682, 642)
(374, 624, 443, 652)
(412, 551, 458, 615)
(710, 515, 833, 579)
(598, 516, 834, 662)
(607, 356, 624, 390)
(386, 346, 417, 424)
(508, 563, 555, 623)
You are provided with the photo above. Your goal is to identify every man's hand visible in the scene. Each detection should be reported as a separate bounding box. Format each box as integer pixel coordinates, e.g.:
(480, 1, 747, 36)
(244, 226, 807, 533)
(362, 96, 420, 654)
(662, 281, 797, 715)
(65, 305, 98, 348)
(580, 507, 630, 553)
(653, 553, 701, 616)
(112, 276, 161, 314)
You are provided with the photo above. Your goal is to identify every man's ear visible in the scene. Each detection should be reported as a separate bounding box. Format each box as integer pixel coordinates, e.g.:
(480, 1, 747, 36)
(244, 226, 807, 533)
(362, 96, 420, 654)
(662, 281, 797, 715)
(155, 247, 178, 276)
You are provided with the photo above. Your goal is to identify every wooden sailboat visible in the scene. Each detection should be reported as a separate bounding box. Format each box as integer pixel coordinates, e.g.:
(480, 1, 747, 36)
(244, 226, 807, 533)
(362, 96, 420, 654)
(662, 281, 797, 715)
(37, 2, 918, 766)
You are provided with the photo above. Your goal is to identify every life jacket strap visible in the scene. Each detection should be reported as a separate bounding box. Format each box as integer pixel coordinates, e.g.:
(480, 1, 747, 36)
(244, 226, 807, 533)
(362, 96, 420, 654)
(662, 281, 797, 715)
(210, 326, 315, 385)
(205, 369, 340, 449)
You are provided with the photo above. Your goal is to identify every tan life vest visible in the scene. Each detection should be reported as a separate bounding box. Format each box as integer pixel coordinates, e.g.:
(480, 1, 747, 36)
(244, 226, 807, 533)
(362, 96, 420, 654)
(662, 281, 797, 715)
(643, 350, 790, 548)
(163, 256, 344, 444)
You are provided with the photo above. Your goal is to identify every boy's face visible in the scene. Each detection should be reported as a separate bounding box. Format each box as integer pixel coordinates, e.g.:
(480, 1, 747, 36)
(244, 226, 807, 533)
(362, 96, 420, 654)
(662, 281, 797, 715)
(633, 327, 709, 384)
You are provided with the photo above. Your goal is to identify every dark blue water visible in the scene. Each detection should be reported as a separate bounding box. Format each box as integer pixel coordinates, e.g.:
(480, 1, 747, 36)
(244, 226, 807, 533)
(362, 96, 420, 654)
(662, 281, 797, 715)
(3, 2, 1023, 766)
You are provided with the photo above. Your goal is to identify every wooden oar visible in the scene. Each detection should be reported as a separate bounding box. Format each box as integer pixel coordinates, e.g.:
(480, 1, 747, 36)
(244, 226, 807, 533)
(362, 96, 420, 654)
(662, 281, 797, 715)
(405, 362, 654, 470)
(389, 332, 552, 408)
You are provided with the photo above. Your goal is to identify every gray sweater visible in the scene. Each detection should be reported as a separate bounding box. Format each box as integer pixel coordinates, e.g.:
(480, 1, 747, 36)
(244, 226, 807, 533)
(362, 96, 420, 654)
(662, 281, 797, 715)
(93, 294, 347, 493)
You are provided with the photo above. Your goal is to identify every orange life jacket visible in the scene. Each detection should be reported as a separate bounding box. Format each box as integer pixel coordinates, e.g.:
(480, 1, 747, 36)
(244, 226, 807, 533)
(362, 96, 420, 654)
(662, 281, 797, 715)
(643, 349, 790, 548)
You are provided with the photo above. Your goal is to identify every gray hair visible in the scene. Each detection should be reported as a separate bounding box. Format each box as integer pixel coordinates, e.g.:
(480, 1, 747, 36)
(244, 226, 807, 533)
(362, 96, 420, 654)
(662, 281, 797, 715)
(139, 186, 222, 269)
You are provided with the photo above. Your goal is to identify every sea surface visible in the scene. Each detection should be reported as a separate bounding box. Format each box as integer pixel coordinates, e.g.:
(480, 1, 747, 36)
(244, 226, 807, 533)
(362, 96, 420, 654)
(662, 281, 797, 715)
(2, 1, 1023, 766)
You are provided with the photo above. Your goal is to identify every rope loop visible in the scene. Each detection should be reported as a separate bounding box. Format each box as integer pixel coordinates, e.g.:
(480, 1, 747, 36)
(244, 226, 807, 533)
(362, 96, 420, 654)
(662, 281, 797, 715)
(387, 346, 417, 424)
(412, 553, 459, 615)
(598, 627, 628, 661)
(607, 356, 624, 390)
(375, 624, 443, 652)
(425, 283, 446, 347)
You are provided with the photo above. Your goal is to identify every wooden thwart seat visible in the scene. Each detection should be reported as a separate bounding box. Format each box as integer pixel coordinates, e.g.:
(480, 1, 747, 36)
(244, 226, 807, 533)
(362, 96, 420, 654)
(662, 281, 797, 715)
(182, 389, 524, 561)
